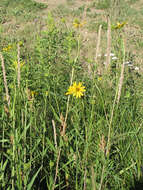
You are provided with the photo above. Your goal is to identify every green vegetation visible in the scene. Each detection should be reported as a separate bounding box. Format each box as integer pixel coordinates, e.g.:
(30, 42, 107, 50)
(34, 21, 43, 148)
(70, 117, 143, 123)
(0, 0, 143, 189)
(0, 0, 47, 23)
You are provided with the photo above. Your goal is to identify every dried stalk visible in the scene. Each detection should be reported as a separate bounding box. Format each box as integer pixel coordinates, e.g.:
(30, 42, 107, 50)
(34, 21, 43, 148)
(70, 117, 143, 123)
(117, 39, 125, 104)
(52, 148, 61, 190)
(116, 62, 125, 104)
(106, 16, 111, 69)
(83, 169, 87, 190)
(95, 24, 102, 76)
(91, 166, 96, 190)
(0, 52, 10, 106)
(95, 25, 102, 61)
(52, 120, 57, 149)
(99, 165, 105, 190)
(60, 113, 67, 138)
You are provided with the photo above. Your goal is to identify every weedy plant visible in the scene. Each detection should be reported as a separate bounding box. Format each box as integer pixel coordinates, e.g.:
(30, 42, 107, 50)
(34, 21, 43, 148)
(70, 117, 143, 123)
(0, 5, 143, 190)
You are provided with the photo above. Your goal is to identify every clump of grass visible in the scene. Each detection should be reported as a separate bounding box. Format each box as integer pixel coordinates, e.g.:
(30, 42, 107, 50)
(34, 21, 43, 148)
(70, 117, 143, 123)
(0, 2, 143, 190)
(96, 0, 112, 10)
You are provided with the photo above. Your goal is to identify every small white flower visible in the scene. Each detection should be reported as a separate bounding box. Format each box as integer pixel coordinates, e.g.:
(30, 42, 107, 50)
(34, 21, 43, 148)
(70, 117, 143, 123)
(110, 53, 115, 56)
(124, 61, 133, 67)
(134, 66, 139, 71)
(112, 56, 118, 60)
(124, 61, 130, 64)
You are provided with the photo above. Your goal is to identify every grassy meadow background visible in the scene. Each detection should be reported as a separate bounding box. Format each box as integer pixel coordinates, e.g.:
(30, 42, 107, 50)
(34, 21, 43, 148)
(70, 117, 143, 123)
(0, 0, 143, 189)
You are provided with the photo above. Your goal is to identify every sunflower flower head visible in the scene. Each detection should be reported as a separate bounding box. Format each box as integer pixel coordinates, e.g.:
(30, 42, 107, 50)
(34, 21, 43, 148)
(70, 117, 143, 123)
(66, 82, 86, 98)
(2, 45, 12, 52)
(113, 21, 127, 29)
(73, 19, 86, 28)
(13, 60, 25, 69)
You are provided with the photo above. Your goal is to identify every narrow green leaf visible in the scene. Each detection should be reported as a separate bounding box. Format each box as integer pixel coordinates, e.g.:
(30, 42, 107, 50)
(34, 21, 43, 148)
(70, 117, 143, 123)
(27, 166, 42, 190)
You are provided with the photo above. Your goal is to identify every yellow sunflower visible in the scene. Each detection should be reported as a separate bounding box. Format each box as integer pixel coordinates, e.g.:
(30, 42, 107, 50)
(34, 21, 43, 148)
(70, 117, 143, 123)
(73, 19, 86, 28)
(13, 60, 25, 69)
(2, 45, 12, 52)
(66, 82, 86, 98)
(113, 21, 127, 29)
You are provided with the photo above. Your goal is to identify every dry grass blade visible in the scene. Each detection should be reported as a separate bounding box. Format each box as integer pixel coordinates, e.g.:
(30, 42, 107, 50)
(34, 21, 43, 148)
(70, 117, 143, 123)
(0, 52, 10, 106)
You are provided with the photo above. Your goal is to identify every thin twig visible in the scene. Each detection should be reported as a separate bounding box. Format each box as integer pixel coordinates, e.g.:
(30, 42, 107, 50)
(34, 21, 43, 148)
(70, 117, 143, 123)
(0, 52, 10, 106)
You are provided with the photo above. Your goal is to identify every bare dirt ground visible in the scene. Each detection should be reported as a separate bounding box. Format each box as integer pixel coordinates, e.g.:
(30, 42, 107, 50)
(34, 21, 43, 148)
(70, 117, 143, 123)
(32, 0, 143, 67)
(2, 0, 142, 69)
(34, 0, 67, 8)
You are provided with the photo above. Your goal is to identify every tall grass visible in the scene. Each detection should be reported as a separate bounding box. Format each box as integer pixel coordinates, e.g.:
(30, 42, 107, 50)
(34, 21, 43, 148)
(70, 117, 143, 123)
(0, 13, 143, 190)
